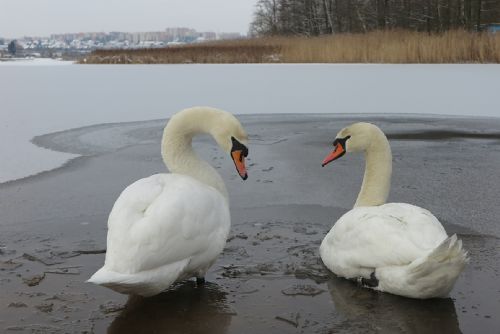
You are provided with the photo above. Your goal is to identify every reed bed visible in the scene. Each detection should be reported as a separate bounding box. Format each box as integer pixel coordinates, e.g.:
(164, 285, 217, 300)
(83, 39, 280, 64)
(82, 30, 500, 64)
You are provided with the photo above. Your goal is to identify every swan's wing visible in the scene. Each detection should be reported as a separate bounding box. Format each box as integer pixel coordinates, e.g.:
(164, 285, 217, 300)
(104, 174, 230, 274)
(322, 203, 448, 273)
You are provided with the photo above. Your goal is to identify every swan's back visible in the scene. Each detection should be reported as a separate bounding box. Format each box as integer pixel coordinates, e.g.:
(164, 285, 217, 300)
(89, 174, 230, 296)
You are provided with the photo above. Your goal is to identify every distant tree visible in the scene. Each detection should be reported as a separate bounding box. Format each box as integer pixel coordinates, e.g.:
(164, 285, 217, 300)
(250, 0, 500, 35)
(250, 0, 280, 36)
(0, 38, 4, 45)
(8, 40, 17, 55)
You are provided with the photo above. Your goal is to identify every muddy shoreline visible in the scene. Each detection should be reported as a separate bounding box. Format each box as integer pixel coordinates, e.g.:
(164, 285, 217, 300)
(1, 114, 499, 333)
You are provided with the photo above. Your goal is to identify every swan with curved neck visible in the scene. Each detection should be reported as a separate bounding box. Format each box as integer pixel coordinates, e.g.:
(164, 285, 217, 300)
(88, 107, 248, 297)
(320, 122, 467, 299)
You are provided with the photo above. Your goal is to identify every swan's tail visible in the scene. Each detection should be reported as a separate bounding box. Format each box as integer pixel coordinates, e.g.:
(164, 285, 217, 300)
(87, 260, 189, 297)
(376, 234, 468, 299)
(87, 267, 160, 296)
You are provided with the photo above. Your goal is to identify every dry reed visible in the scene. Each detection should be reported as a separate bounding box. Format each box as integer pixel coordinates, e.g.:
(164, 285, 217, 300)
(81, 30, 500, 64)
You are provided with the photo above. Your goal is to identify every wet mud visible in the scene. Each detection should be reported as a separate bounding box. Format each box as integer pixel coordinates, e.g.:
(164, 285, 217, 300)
(1, 114, 499, 333)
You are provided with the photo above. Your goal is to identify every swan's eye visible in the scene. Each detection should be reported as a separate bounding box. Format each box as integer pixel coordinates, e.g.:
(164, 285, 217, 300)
(333, 135, 351, 147)
(231, 136, 248, 156)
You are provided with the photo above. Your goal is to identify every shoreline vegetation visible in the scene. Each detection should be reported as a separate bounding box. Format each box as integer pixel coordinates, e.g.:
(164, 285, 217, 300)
(80, 30, 500, 64)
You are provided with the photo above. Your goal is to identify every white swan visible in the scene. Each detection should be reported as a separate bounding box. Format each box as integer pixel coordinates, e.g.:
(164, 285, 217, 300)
(88, 107, 249, 296)
(319, 122, 467, 299)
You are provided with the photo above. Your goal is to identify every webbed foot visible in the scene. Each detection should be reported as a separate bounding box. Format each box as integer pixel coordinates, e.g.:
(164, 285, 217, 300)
(359, 272, 379, 288)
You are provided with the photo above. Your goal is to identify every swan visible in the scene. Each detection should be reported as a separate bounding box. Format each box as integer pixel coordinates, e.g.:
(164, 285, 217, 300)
(319, 122, 467, 299)
(88, 107, 249, 297)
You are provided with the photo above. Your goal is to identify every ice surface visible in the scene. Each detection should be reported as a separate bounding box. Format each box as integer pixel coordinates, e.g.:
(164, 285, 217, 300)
(0, 63, 499, 182)
(0, 58, 73, 66)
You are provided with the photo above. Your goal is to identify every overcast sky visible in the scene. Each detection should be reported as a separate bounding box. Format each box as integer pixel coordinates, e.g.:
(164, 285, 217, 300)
(0, 0, 257, 38)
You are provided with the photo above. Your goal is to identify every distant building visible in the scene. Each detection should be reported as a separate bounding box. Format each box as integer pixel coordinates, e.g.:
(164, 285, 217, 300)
(4, 27, 247, 57)
(217, 32, 243, 40)
(486, 23, 500, 33)
(200, 32, 217, 41)
(165, 27, 197, 40)
(0, 44, 7, 58)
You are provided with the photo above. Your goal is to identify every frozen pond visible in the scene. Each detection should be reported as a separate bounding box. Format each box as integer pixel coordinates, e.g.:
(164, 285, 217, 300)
(0, 63, 499, 182)
(0, 114, 499, 333)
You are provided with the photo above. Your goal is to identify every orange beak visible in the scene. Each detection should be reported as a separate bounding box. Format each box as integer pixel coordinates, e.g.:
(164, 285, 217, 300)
(322, 142, 346, 167)
(231, 150, 248, 180)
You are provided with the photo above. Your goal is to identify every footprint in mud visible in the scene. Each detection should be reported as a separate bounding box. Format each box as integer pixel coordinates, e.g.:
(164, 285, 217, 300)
(35, 302, 54, 313)
(23, 273, 46, 287)
(281, 284, 325, 297)
(220, 263, 282, 278)
(293, 226, 318, 235)
(223, 245, 250, 259)
(255, 232, 281, 241)
(226, 233, 249, 242)
(0, 259, 23, 270)
(8, 302, 28, 308)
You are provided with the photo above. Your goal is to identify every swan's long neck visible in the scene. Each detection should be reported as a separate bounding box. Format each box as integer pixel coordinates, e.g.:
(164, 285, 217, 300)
(161, 108, 228, 200)
(354, 130, 392, 207)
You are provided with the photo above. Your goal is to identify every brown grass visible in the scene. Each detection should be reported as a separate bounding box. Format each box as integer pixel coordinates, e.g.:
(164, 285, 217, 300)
(83, 39, 280, 64)
(81, 30, 500, 64)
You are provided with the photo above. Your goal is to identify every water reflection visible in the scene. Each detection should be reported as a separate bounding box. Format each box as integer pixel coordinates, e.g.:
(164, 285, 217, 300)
(327, 276, 461, 333)
(108, 281, 232, 334)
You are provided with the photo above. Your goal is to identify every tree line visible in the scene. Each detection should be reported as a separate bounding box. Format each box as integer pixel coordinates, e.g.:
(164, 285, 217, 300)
(250, 0, 500, 35)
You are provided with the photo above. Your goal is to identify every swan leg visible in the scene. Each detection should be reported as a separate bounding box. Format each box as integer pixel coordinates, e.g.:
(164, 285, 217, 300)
(359, 272, 379, 288)
(196, 277, 206, 285)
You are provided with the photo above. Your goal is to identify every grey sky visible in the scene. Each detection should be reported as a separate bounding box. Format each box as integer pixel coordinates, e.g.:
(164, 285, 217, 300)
(0, 0, 257, 38)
